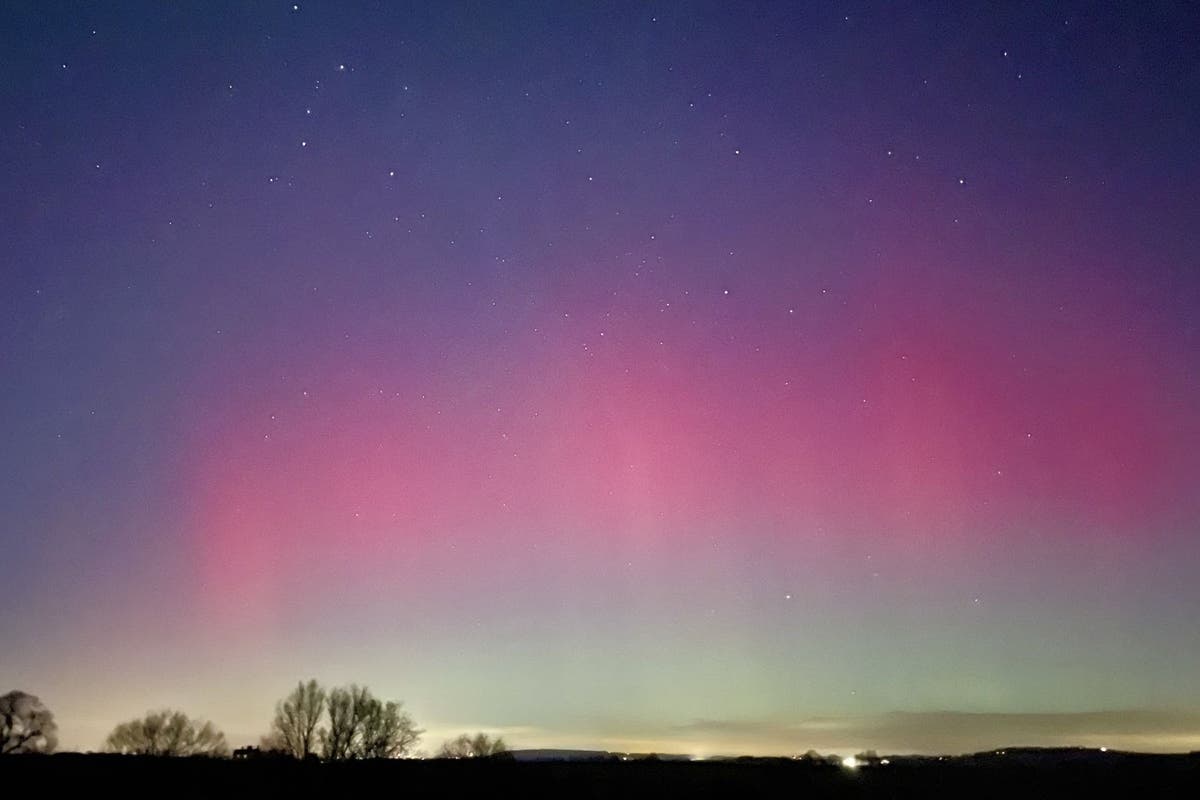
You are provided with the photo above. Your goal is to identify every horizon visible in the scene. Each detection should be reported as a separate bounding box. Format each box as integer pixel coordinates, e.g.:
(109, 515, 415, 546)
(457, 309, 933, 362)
(48, 705, 1200, 757)
(4, 2, 1199, 760)
(49, 708, 1200, 758)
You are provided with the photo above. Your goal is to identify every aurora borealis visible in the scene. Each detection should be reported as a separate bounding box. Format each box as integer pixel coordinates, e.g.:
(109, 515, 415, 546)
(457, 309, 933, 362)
(2, 2, 1199, 755)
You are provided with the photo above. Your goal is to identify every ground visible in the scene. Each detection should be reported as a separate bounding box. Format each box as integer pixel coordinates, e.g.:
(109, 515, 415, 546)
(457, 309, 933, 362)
(3, 752, 1199, 798)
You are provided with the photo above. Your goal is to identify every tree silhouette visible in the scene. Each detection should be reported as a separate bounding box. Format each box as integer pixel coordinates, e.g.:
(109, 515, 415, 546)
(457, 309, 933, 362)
(320, 684, 421, 760)
(105, 710, 228, 756)
(438, 732, 509, 758)
(358, 695, 421, 758)
(267, 679, 326, 759)
(321, 685, 363, 760)
(1, 691, 57, 754)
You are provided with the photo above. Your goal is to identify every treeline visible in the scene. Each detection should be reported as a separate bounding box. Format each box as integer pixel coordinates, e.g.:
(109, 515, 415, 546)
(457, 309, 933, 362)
(1, 682, 506, 760)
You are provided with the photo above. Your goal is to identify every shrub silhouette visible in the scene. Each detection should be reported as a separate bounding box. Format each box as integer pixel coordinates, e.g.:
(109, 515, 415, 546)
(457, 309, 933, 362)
(438, 732, 509, 758)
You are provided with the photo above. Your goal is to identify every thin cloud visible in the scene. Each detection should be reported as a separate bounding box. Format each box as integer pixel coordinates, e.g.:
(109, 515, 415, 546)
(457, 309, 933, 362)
(669, 710, 1200, 755)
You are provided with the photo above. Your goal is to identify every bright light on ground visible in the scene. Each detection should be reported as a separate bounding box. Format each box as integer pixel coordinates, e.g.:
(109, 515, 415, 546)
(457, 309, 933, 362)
(841, 755, 860, 770)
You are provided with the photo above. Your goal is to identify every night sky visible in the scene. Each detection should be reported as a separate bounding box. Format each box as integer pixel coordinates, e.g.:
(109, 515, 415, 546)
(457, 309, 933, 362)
(3, 1, 1199, 756)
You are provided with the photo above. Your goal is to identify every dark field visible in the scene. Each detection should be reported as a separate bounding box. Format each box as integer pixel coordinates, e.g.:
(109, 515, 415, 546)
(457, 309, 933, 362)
(5, 752, 1199, 798)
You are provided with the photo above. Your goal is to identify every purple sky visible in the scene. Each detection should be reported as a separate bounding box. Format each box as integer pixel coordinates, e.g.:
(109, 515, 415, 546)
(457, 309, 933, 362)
(3, 1, 1199, 755)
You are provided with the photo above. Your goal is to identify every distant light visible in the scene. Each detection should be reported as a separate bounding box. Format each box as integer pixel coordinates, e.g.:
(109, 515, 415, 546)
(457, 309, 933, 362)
(841, 755, 859, 770)
(880, 758, 890, 765)
(1100, 746, 1108, 753)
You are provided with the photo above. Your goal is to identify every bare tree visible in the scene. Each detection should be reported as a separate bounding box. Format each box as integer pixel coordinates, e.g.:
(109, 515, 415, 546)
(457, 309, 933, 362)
(105, 710, 228, 756)
(320, 685, 421, 760)
(1, 691, 58, 754)
(321, 685, 364, 760)
(438, 732, 508, 758)
(358, 697, 421, 758)
(268, 679, 326, 759)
